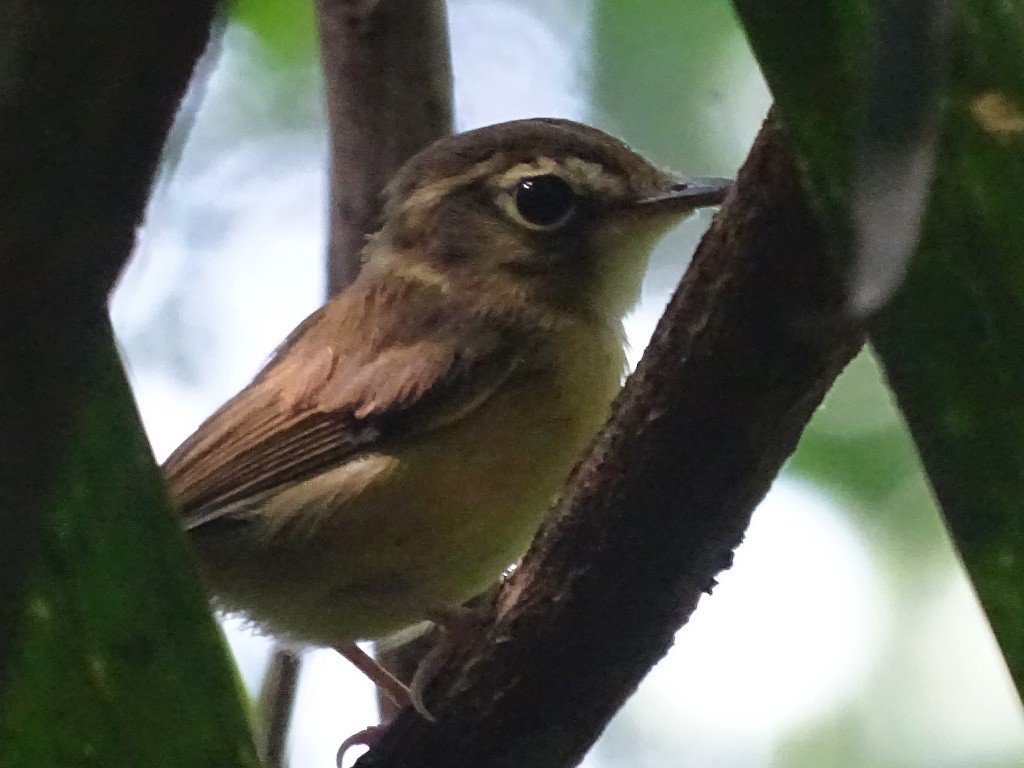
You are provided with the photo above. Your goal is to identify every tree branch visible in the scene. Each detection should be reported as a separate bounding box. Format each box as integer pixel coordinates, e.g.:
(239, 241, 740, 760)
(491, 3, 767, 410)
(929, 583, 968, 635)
(316, 0, 453, 292)
(258, 2, 455, 761)
(317, 0, 455, 727)
(258, 645, 303, 768)
(354, 111, 866, 768)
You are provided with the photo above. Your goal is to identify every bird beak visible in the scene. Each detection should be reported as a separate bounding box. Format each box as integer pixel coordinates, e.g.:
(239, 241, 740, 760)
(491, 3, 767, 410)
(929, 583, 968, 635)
(634, 176, 732, 212)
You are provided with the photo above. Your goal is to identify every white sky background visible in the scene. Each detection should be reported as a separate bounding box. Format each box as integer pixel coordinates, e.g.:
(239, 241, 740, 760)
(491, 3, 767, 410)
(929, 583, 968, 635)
(110, 2, 1024, 767)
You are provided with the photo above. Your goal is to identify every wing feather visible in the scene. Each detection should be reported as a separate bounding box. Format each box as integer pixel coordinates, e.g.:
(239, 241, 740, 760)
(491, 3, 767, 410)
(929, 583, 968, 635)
(163, 281, 524, 529)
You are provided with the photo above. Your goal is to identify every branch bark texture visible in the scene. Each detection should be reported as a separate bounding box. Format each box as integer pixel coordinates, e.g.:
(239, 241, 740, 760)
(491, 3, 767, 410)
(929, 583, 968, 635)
(356, 112, 866, 768)
(0, 0, 216, 696)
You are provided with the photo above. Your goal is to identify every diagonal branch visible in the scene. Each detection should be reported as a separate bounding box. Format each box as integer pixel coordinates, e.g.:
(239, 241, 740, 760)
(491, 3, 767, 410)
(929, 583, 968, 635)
(355, 111, 866, 768)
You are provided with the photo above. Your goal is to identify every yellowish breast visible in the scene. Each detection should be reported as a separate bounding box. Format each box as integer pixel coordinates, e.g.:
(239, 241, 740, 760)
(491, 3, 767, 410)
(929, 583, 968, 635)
(203, 318, 625, 645)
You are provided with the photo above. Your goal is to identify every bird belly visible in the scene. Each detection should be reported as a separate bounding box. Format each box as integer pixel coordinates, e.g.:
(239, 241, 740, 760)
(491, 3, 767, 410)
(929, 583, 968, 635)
(194, 328, 623, 647)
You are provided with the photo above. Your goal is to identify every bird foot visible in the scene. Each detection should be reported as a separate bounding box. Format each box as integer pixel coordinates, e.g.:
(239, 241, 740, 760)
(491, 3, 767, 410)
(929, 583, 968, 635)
(406, 604, 491, 713)
(336, 724, 388, 768)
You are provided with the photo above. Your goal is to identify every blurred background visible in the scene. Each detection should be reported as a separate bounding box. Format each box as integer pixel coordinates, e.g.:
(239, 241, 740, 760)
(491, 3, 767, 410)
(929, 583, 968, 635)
(108, 1, 1024, 766)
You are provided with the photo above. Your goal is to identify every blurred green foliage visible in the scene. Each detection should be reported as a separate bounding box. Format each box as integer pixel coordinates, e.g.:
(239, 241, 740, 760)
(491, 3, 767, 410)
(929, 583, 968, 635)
(0, 328, 259, 768)
(735, 0, 1024, 700)
(593, 0, 744, 173)
(232, 0, 317, 61)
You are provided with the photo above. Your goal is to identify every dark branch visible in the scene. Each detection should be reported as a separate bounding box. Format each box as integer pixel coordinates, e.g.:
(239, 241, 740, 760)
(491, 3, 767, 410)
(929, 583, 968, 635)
(258, 646, 302, 768)
(0, 0, 216, 698)
(257, 1, 456, 758)
(355, 111, 866, 768)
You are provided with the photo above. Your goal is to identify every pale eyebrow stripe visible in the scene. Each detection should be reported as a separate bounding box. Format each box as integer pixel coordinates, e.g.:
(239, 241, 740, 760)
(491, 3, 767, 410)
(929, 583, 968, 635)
(494, 157, 626, 197)
(562, 157, 626, 196)
(493, 157, 563, 188)
(399, 156, 507, 215)
(397, 151, 628, 227)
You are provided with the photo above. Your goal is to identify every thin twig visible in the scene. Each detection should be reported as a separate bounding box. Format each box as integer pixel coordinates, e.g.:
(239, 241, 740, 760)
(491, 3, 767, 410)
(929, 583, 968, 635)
(354, 111, 866, 768)
(258, 647, 302, 768)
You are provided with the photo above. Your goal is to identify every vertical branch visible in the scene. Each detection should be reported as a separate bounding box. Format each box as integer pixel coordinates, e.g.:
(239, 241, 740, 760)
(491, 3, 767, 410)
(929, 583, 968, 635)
(258, 646, 303, 768)
(317, 0, 454, 291)
(320, 0, 455, 722)
(258, 1, 454, 762)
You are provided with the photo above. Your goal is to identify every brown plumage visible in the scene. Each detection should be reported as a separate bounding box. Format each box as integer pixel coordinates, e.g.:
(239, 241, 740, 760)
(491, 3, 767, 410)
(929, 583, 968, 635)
(167, 277, 528, 526)
(162, 117, 730, 707)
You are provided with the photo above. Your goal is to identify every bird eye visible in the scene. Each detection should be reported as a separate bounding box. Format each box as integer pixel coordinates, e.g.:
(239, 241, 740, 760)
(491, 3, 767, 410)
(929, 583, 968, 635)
(513, 175, 576, 229)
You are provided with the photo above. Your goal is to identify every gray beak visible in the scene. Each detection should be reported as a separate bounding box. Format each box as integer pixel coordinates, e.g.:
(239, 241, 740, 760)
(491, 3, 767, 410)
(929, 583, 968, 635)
(635, 176, 732, 210)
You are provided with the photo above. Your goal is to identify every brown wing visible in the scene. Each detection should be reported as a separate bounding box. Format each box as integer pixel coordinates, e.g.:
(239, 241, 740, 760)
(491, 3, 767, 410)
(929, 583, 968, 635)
(163, 282, 524, 529)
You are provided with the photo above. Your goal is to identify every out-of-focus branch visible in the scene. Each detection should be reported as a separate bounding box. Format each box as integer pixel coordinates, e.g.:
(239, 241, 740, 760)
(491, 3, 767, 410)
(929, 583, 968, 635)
(355, 112, 865, 768)
(0, 0, 216, 700)
(317, 0, 453, 291)
(258, 1, 454, 762)
(258, 646, 303, 768)
(321, 0, 454, 728)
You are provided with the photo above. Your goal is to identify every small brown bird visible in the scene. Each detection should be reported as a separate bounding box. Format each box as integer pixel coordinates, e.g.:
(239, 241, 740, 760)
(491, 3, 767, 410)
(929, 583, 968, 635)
(163, 117, 729, 713)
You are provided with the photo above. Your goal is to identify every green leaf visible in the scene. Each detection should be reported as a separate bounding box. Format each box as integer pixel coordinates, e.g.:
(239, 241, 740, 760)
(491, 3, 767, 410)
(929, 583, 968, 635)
(734, 0, 1024, 698)
(231, 0, 318, 62)
(593, 0, 749, 172)
(0, 320, 259, 768)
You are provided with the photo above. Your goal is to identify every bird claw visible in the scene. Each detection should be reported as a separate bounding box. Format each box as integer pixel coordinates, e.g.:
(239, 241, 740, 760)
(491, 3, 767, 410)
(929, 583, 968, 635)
(426, 603, 491, 644)
(334, 604, 489, 756)
(409, 679, 437, 722)
(406, 604, 490, 717)
(337, 724, 388, 768)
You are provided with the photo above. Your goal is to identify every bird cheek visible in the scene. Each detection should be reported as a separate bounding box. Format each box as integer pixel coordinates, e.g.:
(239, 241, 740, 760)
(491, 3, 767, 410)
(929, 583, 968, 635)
(484, 227, 542, 272)
(586, 213, 686, 318)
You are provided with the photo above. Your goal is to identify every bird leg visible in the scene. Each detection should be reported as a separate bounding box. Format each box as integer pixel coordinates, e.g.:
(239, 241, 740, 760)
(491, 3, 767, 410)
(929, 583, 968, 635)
(334, 642, 413, 711)
(333, 643, 418, 767)
(334, 606, 489, 764)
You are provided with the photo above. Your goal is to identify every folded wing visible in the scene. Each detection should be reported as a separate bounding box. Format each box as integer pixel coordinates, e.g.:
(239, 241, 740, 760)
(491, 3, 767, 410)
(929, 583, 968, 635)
(163, 282, 525, 530)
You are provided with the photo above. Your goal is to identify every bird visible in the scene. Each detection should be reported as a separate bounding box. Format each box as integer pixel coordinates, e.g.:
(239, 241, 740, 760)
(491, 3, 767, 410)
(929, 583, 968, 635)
(163, 117, 730, 715)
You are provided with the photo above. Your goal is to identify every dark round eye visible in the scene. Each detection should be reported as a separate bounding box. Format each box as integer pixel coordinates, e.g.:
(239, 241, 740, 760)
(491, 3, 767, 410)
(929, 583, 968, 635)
(513, 174, 576, 229)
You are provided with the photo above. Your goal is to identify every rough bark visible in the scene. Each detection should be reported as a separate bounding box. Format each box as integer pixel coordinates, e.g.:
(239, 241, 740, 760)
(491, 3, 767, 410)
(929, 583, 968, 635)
(355, 111, 866, 768)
